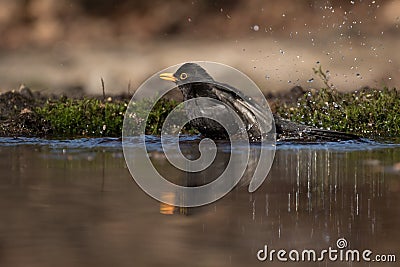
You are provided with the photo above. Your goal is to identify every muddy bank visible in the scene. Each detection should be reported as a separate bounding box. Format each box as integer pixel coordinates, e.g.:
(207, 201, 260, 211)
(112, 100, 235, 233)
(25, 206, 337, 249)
(0, 87, 48, 137)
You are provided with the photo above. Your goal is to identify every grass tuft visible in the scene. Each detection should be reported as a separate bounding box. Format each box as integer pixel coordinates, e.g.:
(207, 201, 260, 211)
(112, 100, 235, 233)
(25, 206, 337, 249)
(35, 97, 197, 137)
(276, 87, 400, 138)
(36, 98, 127, 137)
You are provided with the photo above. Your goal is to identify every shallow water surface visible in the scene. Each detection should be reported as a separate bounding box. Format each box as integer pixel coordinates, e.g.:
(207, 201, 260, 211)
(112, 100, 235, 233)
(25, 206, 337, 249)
(0, 137, 399, 266)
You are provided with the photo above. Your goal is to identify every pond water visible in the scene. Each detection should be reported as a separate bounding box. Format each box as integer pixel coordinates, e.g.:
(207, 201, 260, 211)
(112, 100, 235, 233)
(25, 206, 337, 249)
(0, 137, 399, 266)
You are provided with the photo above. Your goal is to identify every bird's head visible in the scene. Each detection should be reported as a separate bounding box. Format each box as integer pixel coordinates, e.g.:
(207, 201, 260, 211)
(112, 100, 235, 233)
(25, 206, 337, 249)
(159, 63, 214, 85)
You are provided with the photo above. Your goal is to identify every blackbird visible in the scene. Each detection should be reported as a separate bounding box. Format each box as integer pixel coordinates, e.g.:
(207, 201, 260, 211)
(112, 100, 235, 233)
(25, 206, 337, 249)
(160, 63, 359, 142)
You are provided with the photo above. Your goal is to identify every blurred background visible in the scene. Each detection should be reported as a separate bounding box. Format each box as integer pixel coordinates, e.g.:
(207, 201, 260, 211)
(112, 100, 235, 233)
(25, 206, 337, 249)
(0, 0, 399, 95)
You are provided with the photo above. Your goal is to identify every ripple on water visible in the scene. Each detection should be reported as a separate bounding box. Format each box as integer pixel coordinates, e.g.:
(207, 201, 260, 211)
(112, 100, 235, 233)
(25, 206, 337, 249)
(0, 137, 122, 148)
(0, 136, 399, 152)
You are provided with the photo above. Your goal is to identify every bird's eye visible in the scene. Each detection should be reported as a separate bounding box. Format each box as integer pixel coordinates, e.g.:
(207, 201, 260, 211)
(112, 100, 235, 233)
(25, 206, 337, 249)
(180, 73, 188, 80)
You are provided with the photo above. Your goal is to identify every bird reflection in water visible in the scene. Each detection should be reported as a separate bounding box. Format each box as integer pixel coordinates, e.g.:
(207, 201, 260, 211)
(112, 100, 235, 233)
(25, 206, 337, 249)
(150, 142, 262, 215)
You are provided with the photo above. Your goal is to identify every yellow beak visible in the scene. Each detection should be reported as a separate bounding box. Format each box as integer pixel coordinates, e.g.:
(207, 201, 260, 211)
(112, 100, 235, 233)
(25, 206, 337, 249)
(159, 72, 177, 82)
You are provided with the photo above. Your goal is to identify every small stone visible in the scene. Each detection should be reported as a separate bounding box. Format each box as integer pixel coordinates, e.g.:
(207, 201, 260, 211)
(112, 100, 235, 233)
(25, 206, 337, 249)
(19, 84, 33, 99)
(20, 108, 32, 114)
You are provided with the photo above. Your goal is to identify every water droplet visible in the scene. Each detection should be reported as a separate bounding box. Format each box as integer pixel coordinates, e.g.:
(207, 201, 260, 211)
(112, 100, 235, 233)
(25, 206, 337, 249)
(252, 25, 259, 31)
(279, 49, 285, 55)
(187, 17, 192, 22)
(265, 75, 270, 80)
(307, 78, 314, 83)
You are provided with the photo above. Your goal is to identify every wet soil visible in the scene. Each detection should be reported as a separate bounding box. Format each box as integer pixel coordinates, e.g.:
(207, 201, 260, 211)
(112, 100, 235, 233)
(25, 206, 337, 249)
(0, 88, 49, 137)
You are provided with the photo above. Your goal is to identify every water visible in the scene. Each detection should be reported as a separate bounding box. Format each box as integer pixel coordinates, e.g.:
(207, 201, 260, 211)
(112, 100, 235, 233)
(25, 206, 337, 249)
(0, 137, 399, 266)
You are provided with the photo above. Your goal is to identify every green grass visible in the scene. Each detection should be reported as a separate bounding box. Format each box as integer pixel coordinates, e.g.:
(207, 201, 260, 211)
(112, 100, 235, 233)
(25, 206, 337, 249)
(35, 82, 400, 139)
(36, 98, 127, 137)
(276, 65, 400, 138)
(128, 97, 184, 135)
(276, 87, 400, 138)
(36, 97, 197, 137)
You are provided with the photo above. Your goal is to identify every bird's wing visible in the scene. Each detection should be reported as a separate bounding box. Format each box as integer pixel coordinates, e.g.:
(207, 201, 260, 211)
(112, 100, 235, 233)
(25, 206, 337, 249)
(208, 82, 274, 133)
(208, 82, 359, 142)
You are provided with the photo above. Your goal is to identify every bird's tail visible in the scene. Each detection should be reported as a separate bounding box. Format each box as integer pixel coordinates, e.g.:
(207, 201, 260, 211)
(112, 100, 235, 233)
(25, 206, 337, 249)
(274, 115, 361, 142)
